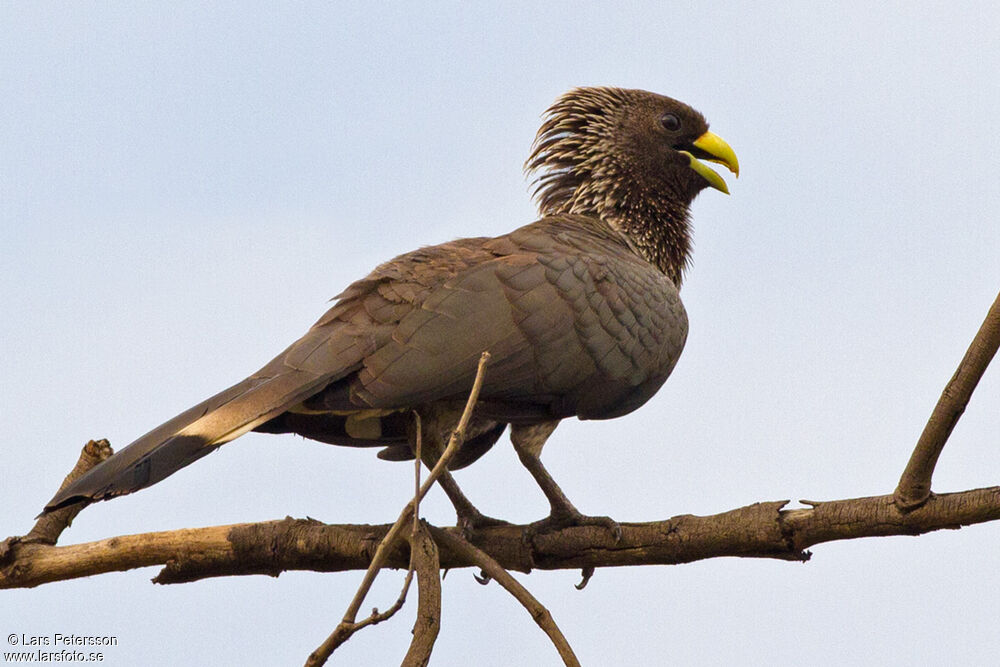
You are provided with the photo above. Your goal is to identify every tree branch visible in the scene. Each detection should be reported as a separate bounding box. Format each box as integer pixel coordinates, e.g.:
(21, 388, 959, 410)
(5, 485, 999, 590)
(0, 439, 112, 572)
(30, 439, 112, 545)
(894, 289, 1000, 509)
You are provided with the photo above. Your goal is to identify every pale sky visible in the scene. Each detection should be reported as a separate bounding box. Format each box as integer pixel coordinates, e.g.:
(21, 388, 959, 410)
(3, 2, 1000, 665)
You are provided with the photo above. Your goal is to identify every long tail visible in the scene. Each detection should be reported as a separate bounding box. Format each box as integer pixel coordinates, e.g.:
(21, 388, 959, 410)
(44, 365, 332, 512)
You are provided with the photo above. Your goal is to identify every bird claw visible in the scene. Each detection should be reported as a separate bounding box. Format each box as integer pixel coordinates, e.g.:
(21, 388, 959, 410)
(526, 510, 622, 542)
(457, 510, 511, 539)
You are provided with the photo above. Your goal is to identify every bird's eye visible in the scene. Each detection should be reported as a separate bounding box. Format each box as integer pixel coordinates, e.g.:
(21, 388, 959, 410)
(660, 113, 681, 132)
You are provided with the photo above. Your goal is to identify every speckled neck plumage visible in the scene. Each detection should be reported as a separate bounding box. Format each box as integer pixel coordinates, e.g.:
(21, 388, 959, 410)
(606, 197, 693, 288)
(525, 87, 696, 287)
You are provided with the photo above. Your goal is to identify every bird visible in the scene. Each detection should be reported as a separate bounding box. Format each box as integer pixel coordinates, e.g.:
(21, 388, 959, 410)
(44, 87, 738, 534)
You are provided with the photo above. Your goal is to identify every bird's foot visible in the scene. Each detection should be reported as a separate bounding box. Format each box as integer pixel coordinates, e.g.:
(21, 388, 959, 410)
(456, 509, 511, 539)
(527, 509, 622, 542)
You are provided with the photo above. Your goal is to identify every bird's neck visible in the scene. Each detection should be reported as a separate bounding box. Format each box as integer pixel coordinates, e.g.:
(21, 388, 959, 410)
(534, 158, 696, 286)
(603, 199, 693, 288)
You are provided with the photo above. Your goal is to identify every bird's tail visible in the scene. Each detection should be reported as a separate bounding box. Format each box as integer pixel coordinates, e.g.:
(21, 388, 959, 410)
(44, 365, 332, 512)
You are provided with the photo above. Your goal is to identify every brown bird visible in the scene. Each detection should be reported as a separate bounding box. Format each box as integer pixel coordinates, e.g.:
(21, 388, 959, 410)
(45, 87, 738, 533)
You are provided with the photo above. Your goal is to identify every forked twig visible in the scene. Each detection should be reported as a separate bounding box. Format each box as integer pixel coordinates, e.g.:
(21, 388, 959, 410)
(428, 526, 581, 667)
(306, 352, 491, 667)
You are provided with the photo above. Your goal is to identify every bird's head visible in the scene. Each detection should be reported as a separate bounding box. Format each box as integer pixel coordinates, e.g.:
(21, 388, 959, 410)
(526, 86, 738, 212)
(525, 86, 739, 282)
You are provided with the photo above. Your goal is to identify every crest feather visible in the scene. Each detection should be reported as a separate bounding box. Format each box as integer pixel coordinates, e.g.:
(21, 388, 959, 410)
(525, 87, 639, 216)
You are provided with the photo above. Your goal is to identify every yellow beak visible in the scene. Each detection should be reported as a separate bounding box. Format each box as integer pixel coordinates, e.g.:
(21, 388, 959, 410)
(679, 131, 740, 195)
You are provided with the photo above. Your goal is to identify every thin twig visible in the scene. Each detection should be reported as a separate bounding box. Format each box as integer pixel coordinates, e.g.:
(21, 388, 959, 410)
(428, 526, 581, 667)
(343, 566, 416, 639)
(894, 290, 1000, 509)
(315, 413, 426, 659)
(417, 352, 492, 498)
(306, 413, 428, 658)
(306, 352, 491, 666)
(413, 411, 422, 537)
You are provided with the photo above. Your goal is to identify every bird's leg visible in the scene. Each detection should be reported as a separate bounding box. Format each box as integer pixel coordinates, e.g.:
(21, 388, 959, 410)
(412, 408, 508, 534)
(511, 422, 621, 540)
(433, 472, 508, 534)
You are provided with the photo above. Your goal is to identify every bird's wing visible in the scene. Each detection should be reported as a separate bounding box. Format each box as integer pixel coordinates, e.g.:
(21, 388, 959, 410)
(312, 216, 687, 420)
